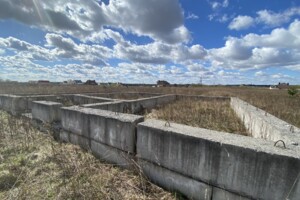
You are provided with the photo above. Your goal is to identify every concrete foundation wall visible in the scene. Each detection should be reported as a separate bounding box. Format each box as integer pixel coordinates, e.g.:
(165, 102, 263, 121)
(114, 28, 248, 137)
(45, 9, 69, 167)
(61, 106, 143, 153)
(83, 94, 177, 114)
(0, 94, 28, 115)
(137, 119, 300, 200)
(89, 92, 163, 99)
(26, 95, 58, 109)
(72, 94, 113, 105)
(176, 95, 230, 101)
(32, 101, 62, 123)
(4, 92, 300, 200)
(231, 97, 300, 146)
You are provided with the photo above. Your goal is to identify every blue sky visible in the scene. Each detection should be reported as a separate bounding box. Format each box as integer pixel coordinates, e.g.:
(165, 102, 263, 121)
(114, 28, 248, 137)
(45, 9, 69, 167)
(0, 0, 300, 84)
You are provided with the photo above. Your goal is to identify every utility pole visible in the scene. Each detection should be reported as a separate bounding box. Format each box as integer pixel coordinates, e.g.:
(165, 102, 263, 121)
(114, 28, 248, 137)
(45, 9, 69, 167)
(199, 76, 203, 86)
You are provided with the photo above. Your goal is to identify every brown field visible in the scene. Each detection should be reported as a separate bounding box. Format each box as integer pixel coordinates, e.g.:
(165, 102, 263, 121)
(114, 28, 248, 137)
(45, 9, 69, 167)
(0, 111, 178, 199)
(1, 83, 299, 128)
(146, 99, 248, 135)
(1, 83, 299, 199)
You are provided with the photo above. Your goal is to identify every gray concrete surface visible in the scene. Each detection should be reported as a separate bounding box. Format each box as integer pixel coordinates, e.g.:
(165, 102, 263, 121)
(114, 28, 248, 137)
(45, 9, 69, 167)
(72, 94, 113, 105)
(231, 97, 300, 146)
(61, 106, 91, 137)
(26, 95, 58, 109)
(91, 140, 134, 167)
(176, 94, 230, 101)
(60, 130, 70, 143)
(83, 94, 177, 114)
(69, 133, 90, 150)
(88, 92, 163, 99)
(137, 119, 300, 200)
(61, 106, 143, 153)
(0, 94, 28, 115)
(212, 187, 250, 200)
(139, 159, 212, 200)
(32, 101, 62, 123)
(89, 109, 143, 153)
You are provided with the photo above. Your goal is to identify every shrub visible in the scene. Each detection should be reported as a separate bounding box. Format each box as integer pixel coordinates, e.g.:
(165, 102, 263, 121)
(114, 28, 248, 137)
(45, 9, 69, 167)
(288, 87, 298, 97)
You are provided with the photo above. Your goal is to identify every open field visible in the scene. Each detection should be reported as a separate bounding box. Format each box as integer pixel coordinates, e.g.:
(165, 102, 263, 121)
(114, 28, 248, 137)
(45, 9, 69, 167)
(0, 111, 178, 200)
(1, 83, 299, 128)
(146, 99, 248, 135)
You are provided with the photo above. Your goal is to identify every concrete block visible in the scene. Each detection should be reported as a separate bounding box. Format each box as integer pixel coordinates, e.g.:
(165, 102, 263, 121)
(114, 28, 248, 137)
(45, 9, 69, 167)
(32, 101, 62, 123)
(89, 109, 144, 153)
(69, 133, 90, 150)
(91, 140, 133, 167)
(139, 159, 212, 200)
(73, 94, 113, 105)
(0, 95, 28, 115)
(176, 95, 230, 101)
(61, 106, 90, 137)
(212, 187, 250, 200)
(26, 95, 57, 109)
(231, 97, 300, 146)
(137, 119, 300, 200)
(82, 94, 177, 114)
(60, 130, 70, 143)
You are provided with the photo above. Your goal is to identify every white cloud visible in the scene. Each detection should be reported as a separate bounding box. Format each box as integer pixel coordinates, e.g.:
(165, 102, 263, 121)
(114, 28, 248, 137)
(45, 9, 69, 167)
(210, 37, 252, 60)
(229, 7, 300, 30)
(186, 12, 199, 20)
(0, 0, 189, 44)
(256, 7, 300, 27)
(114, 40, 207, 64)
(210, 0, 229, 10)
(255, 71, 267, 77)
(228, 15, 255, 30)
(210, 20, 300, 71)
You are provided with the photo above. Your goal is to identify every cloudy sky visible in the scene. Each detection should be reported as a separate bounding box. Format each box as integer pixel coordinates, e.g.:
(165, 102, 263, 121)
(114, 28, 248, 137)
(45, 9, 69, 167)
(0, 0, 300, 84)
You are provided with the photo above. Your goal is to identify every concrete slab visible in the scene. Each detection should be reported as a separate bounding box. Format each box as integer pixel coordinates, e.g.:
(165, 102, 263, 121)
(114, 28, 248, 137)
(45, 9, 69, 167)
(32, 101, 62, 123)
(72, 94, 113, 105)
(60, 130, 70, 143)
(69, 133, 90, 150)
(137, 119, 300, 200)
(212, 187, 250, 200)
(231, 97, 300, 146)
(91, 140, 134, 167)
(139, 159, 212, 200)
(61, 106, 90, 137)
(89, 109, 144, 153)
(82, 94, 177, 114)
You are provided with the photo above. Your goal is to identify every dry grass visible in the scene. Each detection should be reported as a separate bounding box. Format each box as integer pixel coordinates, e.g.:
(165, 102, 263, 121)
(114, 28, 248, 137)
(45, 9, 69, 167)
(1, 83, 299, 128)
(0, 111, 179, 200)
(146, 99, 248, 135)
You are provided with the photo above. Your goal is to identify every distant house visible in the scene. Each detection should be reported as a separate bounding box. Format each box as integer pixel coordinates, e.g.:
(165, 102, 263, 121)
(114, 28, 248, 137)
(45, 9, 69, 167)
(277, 82, 290, 89)
(157, 80, 170, 87)
(74, 80, 83, 84)
(84, 80, 97, 85)
(38, 80, 50, 84)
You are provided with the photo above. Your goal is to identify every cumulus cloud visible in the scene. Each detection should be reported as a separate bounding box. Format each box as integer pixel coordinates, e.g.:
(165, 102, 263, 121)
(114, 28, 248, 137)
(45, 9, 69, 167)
(229, 7, 300, 30)
(210, 20, 300, 71)
(0, 0, 189, 44)
(210, 37, 252, 60)
(228, 15, 255, 30)
(114, 39, 207, 64)
(256, 8, 300, 27)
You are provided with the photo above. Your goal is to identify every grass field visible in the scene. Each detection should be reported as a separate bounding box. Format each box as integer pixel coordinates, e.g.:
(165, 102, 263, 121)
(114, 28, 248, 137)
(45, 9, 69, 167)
(0, 111, 178, 200)
(0, 84, 299, 199)
(146, 99, 248, 135)
(1, 83, 298, 128)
